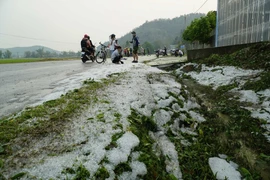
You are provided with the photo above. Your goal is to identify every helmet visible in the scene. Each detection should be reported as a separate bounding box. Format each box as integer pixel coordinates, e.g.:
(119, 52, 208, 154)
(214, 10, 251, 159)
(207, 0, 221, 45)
(111, 34, 115, 38)
(131, 31, 136, 34)
(84, 34, 88, 38)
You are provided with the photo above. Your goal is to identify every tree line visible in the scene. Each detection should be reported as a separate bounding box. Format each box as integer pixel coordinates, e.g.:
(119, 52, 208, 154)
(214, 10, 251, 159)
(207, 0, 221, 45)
(0, 48, 81, 59)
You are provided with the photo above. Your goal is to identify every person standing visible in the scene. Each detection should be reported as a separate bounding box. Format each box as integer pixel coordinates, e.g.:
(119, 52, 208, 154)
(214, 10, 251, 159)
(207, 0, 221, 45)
(109, 34, 117, 56)
(147, 47, 150, 56)
(130, 31, 139, 63)
(164, 46, 167, 56)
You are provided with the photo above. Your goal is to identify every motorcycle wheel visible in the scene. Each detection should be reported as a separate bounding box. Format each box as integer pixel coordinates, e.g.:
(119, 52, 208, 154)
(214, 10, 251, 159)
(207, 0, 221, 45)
(96, 51, 106, 64)
(81, 55, 87, 63)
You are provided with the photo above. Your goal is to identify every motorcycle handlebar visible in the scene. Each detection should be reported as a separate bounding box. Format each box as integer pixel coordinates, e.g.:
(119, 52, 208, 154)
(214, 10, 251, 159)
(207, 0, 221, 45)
(99, 42, 106, 47)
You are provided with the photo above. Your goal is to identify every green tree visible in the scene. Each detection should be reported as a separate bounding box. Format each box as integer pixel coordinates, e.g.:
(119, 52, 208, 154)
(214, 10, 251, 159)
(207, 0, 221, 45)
(3, 50, 12, 58)
(207, 11, 216, 29)
(182, 11, 216, 44)
(31, 51, 37, 58)
(44, 51, 51, 58)
(0, 50, 2, 59)
(61, 51, 68, 57)
(51, 51, 58, 57)
(196, 16, 211, 44)
(141, 41, 154, 53)
(36, 48, 44, 58)
(24, 51, 31, 58)
(125, 41, 130, 48)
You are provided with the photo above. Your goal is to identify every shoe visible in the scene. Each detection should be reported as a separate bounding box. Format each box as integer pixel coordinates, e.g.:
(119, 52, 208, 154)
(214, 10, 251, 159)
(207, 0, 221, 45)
(132, 61, 138, 63)
(120, 61, 124, 64)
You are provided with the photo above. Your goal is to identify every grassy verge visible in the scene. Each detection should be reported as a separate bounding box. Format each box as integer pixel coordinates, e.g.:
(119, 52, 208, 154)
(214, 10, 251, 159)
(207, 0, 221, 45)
(179, 78, 270, 179)
(0, 76, 119, 160)
(172, 49, 270, 179)
(192, 42, 270, 70)
(0, 58, 79, 64)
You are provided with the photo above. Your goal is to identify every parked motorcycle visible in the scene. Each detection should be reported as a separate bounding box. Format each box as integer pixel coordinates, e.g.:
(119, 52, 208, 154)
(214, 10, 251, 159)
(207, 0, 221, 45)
(155, 49, 166, 58)
(170, 49, 184, 57)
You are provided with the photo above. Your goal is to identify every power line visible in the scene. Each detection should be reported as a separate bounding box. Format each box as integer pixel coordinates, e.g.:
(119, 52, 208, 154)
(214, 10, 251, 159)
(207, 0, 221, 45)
(0, 32, 77, 44)
(195, 0, 209, 13)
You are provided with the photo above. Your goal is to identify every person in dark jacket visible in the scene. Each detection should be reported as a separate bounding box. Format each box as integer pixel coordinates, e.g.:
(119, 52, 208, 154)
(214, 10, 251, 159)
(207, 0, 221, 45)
(87, 36, 95, 57)
(81, 34, 95, 58)
(130, 31, 139, 63)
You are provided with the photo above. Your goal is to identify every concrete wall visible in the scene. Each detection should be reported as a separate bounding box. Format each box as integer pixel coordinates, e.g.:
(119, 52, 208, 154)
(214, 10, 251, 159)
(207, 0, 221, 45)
(187, 42, 264, 61)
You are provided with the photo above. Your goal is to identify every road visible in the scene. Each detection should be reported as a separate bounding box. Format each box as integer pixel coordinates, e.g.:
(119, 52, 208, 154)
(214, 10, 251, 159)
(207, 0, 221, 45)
(0, 55, 186, 118)
(0, 59, 98, 118)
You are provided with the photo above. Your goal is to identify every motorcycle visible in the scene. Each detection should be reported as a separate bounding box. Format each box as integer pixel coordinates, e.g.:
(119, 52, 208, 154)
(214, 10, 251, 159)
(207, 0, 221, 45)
(170, 49, 184, 57)
(81, 48, 95, 63)
(155, 49, 166, 58)
(81, 42, 107, 63)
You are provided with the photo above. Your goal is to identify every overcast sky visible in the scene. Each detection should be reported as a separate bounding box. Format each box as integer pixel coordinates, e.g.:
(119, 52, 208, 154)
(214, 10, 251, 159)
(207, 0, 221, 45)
(0, 0, 217, 52)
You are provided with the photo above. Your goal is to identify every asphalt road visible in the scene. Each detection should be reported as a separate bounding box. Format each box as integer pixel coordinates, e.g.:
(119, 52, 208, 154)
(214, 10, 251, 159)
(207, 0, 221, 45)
(0, 59, 98, 118)
(0, 55, 185, 118)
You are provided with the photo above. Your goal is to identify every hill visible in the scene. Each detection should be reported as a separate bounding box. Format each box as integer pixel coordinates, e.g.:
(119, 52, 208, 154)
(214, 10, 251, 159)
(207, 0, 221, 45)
(103, 13, 204, 51)
(0, 46, 60, 58)
(1, 13, 204, 57)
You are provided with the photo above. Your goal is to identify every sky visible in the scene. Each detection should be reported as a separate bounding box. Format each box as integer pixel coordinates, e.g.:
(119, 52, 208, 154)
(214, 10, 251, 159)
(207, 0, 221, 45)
(0, 0, 217, 52)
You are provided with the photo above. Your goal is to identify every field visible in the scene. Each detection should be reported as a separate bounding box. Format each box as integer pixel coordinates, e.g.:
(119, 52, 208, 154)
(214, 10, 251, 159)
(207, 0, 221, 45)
(0, 58, 79, 64)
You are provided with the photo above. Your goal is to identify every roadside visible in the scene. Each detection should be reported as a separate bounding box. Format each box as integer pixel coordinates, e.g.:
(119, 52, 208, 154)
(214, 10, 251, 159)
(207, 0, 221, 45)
(0, 51, 269, 179)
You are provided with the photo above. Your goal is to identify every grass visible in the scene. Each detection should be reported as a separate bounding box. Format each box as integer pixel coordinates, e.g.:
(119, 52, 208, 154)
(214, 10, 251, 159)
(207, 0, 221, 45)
(162, 43, 270, 179)
(0, 57, 79, 64)
(62, 164, 90, 180)
(127, 109, 178, 180)
(0, 76, 119, 159)
(242, 71, 270, 92)
(193, 42, 270, 70)
(175, 71, 270, 179)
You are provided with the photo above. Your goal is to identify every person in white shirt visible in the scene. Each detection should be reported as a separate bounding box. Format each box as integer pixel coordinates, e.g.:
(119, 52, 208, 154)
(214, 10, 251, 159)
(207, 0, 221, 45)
(179, 49, 184, 57)
(111, 46, 123, 64)
(109, 34, 117, 56)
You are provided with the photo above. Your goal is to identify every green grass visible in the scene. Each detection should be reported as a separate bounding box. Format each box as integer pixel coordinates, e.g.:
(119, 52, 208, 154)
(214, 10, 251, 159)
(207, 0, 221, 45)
(192, 42, 270, 70)
(0, 57, 79, 64)
(242, 71, 270, 92)
(176, 75, 270, 179)
(127, 109, 177, 180)
(0, 76, 119, 159)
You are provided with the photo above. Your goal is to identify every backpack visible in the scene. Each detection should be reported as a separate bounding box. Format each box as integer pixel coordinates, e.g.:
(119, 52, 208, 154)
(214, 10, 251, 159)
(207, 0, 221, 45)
(137, 36, 140, 45)
(81, 39, 87, 49)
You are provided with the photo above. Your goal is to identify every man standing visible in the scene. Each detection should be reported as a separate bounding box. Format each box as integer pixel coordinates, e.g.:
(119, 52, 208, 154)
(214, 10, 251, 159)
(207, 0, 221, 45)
(109, 34, 117, 57)
(130, 31, 139, 63)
